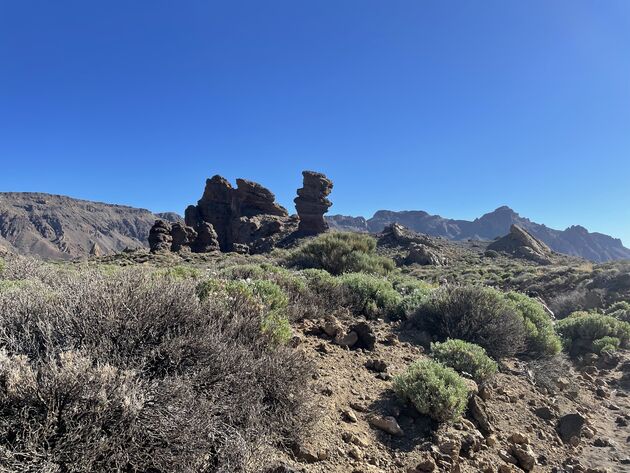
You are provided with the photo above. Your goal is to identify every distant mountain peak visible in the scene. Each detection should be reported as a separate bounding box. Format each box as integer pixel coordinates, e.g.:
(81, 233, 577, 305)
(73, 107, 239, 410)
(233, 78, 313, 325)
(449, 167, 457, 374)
(327, 207, 630, 263)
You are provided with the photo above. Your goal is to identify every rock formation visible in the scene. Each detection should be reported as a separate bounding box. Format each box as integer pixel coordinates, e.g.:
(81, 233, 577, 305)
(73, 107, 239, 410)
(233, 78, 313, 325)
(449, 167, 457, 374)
(149, 219, 219, 254)
(294, 171, 333, 235)
(148, 220, 173, 253)
(487, 224, 553, 264)
(184, 175, 295, 253)
(149, 171, 333, 255)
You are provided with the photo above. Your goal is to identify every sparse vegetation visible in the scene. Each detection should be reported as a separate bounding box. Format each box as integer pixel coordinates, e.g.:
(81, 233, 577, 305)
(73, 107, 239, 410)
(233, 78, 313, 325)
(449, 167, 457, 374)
(285, 232, 395, 275)
(393, 359, 469, 423)
(0, 260, 311, 472)
(430, 339, 498, 383)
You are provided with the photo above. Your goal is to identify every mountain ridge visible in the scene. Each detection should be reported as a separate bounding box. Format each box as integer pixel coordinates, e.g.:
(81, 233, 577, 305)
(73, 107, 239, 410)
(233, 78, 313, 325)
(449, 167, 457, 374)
(327, 206, 630, 263)
(0, 192, 174, 260)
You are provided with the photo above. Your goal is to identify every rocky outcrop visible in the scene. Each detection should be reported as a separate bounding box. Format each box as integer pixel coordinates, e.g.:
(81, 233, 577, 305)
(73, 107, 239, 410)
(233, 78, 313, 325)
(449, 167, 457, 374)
(184, 175, 295, 253)
(148, 220, 173, 253)
(488, 224, 553, 264)
(149, 219, 219, 254)
(175, 171, 334, 254)
(294, 171, 333, 235)
(378, 223, 449, 266)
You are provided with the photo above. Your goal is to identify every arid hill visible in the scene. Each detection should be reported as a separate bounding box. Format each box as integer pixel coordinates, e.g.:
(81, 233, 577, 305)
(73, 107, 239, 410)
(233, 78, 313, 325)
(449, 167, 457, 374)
(0, 192, 169, 259)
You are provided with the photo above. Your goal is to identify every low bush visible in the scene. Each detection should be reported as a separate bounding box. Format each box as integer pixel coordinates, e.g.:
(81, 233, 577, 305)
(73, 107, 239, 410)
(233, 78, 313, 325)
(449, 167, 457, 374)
(198, 278, 293, 344)
(393, 359, 469, 423)
(430, 339, 497, 383)
(411, 285, 527, 358)
(605, 301, 630, 323)
(285, 232, 395, 275)
(504, 292, 562, 357)
(0, 262, 312, 472)
(592, 336, 621, 354)
(338, 272, 402, 318)
(388, 275, 434, 317)
(556, 312, 630, 356)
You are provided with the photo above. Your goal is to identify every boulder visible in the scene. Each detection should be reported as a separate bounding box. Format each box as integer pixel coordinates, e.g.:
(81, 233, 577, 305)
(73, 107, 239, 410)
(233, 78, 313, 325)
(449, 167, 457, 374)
(192, 222, 220, 253)
(487, 224, 553, 265)
(556, 413, 586, 443)
(405, 243, 446, 266)
(294, 171, 333, 235)
(170, 223, 197, 252)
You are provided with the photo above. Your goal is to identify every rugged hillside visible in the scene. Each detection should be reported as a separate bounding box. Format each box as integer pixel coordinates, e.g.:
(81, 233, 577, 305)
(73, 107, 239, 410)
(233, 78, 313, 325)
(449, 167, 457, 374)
(328, 206, 630, 263)
(0, 192, 169, 259)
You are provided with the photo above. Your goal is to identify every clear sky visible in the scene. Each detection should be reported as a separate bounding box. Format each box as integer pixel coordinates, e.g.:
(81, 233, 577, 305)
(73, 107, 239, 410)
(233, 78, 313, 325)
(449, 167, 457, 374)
(1, 1, 629, 244)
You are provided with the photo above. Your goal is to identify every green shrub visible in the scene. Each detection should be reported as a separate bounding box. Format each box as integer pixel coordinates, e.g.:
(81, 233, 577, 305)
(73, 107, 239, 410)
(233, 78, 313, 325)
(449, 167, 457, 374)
(197, 278, 292, 344)
(605, 301, 630, 323)
(220, 263, 307, 298)
(338, 272, 402, 318)
(301, 268, 342, 295)
(556, 312, 630, 356)
(412, 285, 527, 359)
(393, 359, 469, 423)
(285, 232, 395, 275)
(430, 339, 497, 383)
(592, 336, 621, 354)
(504, 292, 561, 357)
(388, 275, 434, 317)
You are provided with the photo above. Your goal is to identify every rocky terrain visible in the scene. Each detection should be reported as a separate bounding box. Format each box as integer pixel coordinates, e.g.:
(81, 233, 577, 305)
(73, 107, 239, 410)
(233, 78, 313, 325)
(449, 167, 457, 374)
(327, 207, 630, 263)
(0, 192, 169, 259)
(2, 219, 630, 472)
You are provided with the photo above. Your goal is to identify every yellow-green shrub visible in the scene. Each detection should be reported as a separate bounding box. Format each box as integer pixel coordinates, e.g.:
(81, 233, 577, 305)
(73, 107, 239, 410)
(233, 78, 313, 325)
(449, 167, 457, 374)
(430, 339, 497, 383)
(394, 359, 469, 423)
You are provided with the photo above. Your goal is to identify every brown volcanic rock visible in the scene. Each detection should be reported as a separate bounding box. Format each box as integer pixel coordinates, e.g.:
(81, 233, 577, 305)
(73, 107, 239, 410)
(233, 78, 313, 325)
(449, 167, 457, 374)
(170, 223, 197, 252)
(184, 174, 296, 253)
(294, 171, 333, 235)
(488, 224, 553, 264)
(148, 220, 173, 253)
(191, 222, 220, 253)
(235, 179, 288, 217)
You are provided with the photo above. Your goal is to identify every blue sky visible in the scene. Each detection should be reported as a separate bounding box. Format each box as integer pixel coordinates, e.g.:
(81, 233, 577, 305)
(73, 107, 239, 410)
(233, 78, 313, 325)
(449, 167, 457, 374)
(1, 1, 629, 244)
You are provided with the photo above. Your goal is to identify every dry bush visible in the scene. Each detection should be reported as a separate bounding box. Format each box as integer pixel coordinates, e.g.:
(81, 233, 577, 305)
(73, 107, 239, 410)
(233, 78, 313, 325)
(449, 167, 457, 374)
(411, 285, 527, 359)
(0, 260, 312, 472)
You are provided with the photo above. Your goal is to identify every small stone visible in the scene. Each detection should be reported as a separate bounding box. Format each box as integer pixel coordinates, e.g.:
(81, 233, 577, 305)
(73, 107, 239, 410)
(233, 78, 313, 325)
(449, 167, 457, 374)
(369, 416, 404, 436)
(534, 406, 555, 421)
(365, 359, 388, 373)
(322, 317, 343, 337)
(342, 409, 358, 423)
(335, 330, 359, 348)
(509, 432, 530, 445)
(511, 444, 536, 471)
(413, 457, 436, 472)
(348, 445, 363, 460)
(557, 413, 586, 443)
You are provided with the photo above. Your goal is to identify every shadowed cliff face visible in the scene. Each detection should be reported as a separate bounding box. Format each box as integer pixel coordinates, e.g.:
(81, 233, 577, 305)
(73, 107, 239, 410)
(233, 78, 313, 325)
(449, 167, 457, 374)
(0, 193, 164, 260)
(327, 206, 630, 263)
